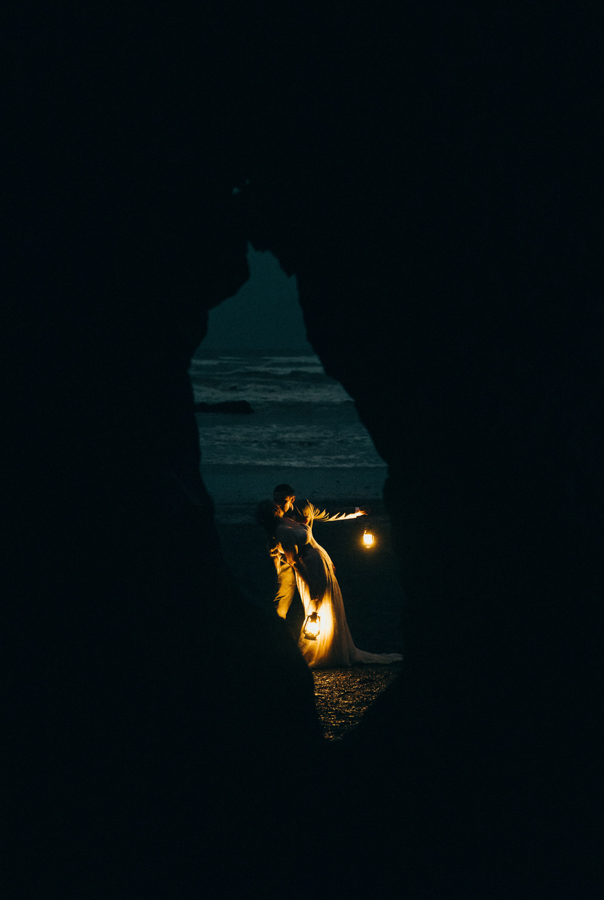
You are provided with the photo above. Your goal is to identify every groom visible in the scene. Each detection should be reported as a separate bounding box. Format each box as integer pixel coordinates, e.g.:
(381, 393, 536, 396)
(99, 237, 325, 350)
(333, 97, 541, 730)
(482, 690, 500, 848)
(270, 483, 367, 620)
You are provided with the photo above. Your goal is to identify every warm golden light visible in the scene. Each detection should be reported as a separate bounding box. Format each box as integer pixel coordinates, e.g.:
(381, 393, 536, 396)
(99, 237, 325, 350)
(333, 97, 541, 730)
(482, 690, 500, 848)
(303, 612, 321, 640)
(362, 530, 375, 548)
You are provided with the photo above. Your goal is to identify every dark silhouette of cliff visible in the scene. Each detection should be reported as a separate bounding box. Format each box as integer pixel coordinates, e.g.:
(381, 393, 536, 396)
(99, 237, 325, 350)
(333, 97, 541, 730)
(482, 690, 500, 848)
(4, 5, 602, 897)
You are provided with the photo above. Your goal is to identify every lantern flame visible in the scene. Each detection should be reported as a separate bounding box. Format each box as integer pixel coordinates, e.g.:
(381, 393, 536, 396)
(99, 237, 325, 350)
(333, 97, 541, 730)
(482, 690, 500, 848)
(303, 612, 320, 640)
(362, 530, 375, 548)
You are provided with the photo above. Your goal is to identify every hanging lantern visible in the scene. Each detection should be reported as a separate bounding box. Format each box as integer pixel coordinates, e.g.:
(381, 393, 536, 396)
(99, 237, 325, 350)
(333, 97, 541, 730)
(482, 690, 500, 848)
(362, 529, 375, 548)
(303, 611, 321, 640)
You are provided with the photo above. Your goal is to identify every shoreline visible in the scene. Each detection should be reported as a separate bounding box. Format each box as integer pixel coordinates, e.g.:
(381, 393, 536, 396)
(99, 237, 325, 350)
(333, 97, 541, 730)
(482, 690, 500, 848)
(201, 463, 389, 516)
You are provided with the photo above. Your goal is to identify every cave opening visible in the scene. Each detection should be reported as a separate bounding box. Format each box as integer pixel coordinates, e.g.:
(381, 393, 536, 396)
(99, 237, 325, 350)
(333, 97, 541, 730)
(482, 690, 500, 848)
(190, 243, 404, 738)
(6, 7, 600, 894)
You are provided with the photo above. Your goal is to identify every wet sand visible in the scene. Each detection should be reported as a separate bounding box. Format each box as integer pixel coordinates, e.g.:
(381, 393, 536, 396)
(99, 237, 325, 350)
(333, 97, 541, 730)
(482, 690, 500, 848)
(312, 664, 403, 740)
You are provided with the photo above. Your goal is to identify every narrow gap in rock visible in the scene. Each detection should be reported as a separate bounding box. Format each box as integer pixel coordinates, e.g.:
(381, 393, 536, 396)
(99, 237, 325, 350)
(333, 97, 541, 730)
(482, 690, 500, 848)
(189, 244, 404, 736)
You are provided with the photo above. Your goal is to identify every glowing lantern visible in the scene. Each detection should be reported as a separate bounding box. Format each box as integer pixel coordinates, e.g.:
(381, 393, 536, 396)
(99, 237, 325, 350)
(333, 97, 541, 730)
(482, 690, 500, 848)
(362, 530, 375, 548)
(303, 611, 321, 641)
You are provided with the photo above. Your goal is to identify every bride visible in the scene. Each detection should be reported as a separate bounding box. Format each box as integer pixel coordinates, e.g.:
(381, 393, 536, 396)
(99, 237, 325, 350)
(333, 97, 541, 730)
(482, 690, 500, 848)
(256, 500, 403, 669)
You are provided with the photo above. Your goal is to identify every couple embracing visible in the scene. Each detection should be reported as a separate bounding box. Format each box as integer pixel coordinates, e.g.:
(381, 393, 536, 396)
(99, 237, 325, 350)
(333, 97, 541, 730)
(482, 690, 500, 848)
(256, 484, 402, 670)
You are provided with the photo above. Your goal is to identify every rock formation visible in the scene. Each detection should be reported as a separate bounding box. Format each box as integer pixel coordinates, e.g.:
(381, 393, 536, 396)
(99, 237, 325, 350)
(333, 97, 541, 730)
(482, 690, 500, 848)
(4, 5, 601, 897)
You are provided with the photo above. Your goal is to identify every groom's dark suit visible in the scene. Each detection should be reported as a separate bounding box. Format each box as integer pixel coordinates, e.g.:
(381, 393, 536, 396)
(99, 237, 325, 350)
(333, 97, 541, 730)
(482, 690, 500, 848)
(271, 500, 364, 619)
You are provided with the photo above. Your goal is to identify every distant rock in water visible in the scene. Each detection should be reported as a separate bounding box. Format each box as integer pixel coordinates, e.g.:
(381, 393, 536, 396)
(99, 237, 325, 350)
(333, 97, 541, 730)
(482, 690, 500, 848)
(194, 400, 254, 414)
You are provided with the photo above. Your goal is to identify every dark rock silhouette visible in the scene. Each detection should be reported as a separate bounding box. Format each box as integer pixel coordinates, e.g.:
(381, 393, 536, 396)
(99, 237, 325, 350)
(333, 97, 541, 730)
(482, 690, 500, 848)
(193, 399, 254, 414)
(4, 5, 602, 898)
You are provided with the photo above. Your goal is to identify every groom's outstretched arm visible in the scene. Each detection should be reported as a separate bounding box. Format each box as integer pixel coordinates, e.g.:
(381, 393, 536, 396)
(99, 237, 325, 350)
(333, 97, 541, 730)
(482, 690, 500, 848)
(305, 502, 368, 523)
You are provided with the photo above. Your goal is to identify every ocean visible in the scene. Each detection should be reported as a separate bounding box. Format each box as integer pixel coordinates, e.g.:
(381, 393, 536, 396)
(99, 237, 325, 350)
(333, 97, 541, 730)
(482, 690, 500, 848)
(189, 348, 388, 513)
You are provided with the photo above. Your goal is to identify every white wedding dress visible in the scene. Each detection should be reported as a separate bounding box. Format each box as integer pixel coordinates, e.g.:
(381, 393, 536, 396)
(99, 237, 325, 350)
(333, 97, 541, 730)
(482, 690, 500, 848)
(276, 519, 403, 669)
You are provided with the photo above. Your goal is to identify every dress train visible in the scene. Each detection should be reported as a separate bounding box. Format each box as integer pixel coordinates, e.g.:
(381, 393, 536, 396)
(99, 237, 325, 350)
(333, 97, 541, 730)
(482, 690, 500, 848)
(294, 534, 402, 670)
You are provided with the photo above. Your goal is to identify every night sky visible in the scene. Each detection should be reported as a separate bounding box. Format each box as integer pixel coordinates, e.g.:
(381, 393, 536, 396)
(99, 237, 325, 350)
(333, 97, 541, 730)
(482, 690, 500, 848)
(201, 244, 315, 352)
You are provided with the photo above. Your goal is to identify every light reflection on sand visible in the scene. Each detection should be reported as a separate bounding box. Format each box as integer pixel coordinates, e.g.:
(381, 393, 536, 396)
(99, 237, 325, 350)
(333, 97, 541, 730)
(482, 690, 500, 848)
(312, 665, 402, 741)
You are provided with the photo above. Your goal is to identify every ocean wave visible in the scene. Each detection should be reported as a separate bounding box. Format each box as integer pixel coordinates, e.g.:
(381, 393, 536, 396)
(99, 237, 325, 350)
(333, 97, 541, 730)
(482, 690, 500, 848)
(198, 423, 372, 441)
(263, 355, 321, 364)
(238, 367, 326, 377)
(281, 369, 334, 381)
(193, 383, 351, 404)
(189, 354, 326, 378)
(197, 423, 385, 467)
(189, 354, 346, 402)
